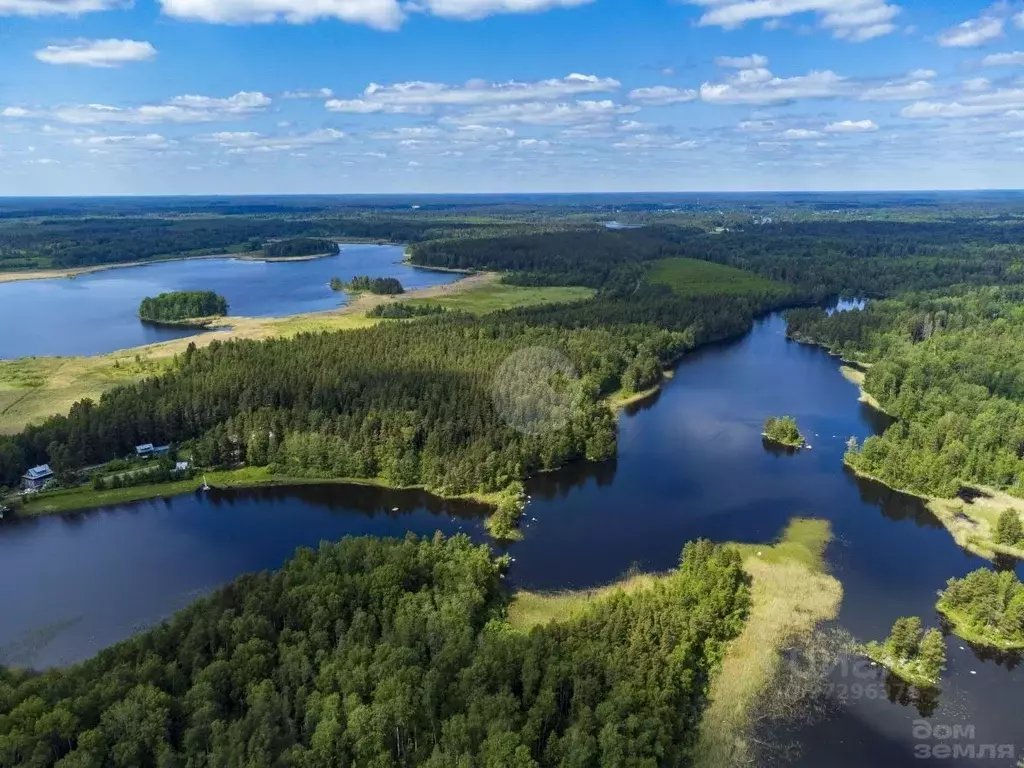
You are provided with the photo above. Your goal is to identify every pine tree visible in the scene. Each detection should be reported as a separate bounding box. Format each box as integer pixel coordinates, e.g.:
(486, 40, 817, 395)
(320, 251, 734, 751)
(917, 629, 946, 683)
(886, 616, 922, 660)
(995, 509, 1024, 546)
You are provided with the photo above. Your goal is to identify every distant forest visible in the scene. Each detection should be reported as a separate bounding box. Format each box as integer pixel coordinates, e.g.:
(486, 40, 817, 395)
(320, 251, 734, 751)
(263, 238, 339, 258)
(138, 291, 228, 323)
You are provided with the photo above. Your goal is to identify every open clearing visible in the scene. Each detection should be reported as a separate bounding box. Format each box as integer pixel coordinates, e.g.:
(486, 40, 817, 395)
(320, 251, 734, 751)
(647, 257, 789, 297)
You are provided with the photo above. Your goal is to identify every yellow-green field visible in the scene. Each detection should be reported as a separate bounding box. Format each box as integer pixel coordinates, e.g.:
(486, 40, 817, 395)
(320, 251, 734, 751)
(408, 282, 594, 314)
(647, 257, 788, 297)
(507, 571, 664, 632)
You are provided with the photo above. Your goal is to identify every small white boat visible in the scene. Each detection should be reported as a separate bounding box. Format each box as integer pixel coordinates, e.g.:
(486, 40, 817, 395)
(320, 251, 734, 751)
(201, 475, 211, 492)
(391, 507, 399, 512)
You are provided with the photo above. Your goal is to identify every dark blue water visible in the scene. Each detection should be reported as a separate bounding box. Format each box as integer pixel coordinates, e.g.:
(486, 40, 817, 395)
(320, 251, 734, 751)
(0, 312, 1020, 764)
(0, 244, 459, 358)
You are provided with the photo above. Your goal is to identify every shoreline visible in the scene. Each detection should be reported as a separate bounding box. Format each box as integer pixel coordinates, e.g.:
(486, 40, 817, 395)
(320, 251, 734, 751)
(13, 466, 507, 519)
(843, 457, 1024, 562)
(0, 244, 378, 285)
(935, 604, 1024, 652)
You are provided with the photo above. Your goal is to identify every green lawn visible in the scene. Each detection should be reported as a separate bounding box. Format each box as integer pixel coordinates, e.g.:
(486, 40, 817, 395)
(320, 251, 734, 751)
(647, 257, 789, 297)
(409, 283, 594, 314)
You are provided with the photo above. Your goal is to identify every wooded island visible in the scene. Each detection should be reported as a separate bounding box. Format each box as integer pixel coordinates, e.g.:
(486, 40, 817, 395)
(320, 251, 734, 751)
(137, 291, 228, 326)
(331, 275, 405, 295)
(263, 237, 339, 258)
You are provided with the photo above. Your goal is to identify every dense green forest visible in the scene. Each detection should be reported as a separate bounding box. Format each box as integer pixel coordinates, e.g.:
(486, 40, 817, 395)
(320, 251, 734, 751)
(263, 238, 340, 258)
(368, 303, 447, 319)
(138, 292, 229, 323)
(762, 416, 804, 448)
(333, 276, 405, 295)
(0, 533, 750, 767)
(410, 221, 1024, 299)
(786, 287, 1024, 498)
(936, 568, 1024, 649)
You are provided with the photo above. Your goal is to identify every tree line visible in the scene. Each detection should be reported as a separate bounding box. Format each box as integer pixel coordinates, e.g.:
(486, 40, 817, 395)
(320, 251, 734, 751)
(0, 533, 750, 767)
(332, 276, 404, 295)
(263, 238, 339, 258)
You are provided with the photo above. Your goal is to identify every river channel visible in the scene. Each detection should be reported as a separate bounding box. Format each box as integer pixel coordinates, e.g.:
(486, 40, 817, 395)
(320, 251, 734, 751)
(0, 310, 1020, 765)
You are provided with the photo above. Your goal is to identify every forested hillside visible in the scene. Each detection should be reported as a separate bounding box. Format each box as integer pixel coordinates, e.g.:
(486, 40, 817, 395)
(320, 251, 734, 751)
(786, 287, 1024, 497)
(0, 534, 750, 767)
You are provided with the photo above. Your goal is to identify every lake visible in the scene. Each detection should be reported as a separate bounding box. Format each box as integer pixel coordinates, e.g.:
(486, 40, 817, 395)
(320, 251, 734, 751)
(0, 243, 460, 358)
(0, 312, 1020, 765)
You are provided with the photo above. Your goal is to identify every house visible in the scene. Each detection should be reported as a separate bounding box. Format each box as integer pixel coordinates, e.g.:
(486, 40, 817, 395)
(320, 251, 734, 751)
(135, 444, 155, 458)
(22, 464, 54, 491)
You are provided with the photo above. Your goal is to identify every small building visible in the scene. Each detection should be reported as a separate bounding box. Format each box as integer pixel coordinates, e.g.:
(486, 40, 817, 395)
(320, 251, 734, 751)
(136, 443, 155, 458)
(22, 464, 54, 491)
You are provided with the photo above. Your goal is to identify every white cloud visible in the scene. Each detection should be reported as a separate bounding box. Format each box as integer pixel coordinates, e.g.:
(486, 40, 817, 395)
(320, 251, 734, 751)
(715, 53, 769, 68)
(627, 86, 698, 106)
(901, 88, 1024, 118)
(411, 0, 593, 21)
(859, 78, 933, 101)
(963, 77, 992, 92)
(824, 119, 878, 132)
(700, 67, 847, 104)
(1016, 11, 1024, 28)
(282, 88, 334, 99)
(908, 68, 937, 79)
(35, 39, 156, 67)
(203, 127, 346, 153)
(983, 51, 1024, 66)
(1, 107, 33, 118)
(781, 128, 822, 139)
(442, 99, 637, 126)
(158, 0, 592, 28)
(0, 0, 122, 16)
(937, 9, 1004, 47)
(68, 134, 176, 153)
(329, 74, 618, 113)
(517, 138, 551, 148)
(454, 124, 515, 139)
(618, 119, 654, 132)
(683, 0, 901, 42)
(45, 92, 271, 124)
(737, 119, 777, 132)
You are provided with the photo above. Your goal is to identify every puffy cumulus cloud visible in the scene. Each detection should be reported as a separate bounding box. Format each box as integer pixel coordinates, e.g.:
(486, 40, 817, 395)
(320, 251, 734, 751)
(517, 138, 551, 148)
(780, 128, 822, 139)
(859, 78, 933, 101)
(714, 53, 769, 68)
(824, 119, 878, 132)
(327, 74, 619, 113)
(23, 92, 272, 125)
(201, 127, 346, 153)
(2, 107, 33, 118)
(35, 39, 156, 67)
(908, 69, 937, 79)
(683, 0, 900, 42)
(158, 0, 593, 28)
(983, 51, 1024, 66)
(442, 99, 637, 126)
(69, 133, 175, 149)
(901, 88, 1024, 119)
(737, 119, 777, 132)
(700, 67, 847, 105)
(453, 124, 515, 139)
(937, 8, 1004, 47)
(0, 0, 123, 15)
(627, 86, 698, 106)
(963, 77, 992, 92)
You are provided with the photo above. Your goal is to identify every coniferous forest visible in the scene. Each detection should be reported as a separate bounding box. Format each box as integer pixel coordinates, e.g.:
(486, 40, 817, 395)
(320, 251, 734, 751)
(263, 238, 340, 258)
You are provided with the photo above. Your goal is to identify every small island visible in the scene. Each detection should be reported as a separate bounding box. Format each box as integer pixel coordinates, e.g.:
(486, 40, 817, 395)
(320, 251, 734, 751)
(331, 275, 405, 295)
(263, 238, 340, 259)
(138, 291, 229, 327)
(936, 567, 1024, 650)
(762, 416, 806, 448)
(862, 616, 946, 688)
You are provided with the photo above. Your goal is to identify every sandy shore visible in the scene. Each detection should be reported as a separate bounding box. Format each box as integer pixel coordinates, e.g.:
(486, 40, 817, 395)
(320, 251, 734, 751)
(0, 249, 350, 284)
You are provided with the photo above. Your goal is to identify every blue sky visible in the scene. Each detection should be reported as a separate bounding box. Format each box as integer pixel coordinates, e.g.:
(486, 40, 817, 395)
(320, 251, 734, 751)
(2, 0, 1024, 194)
